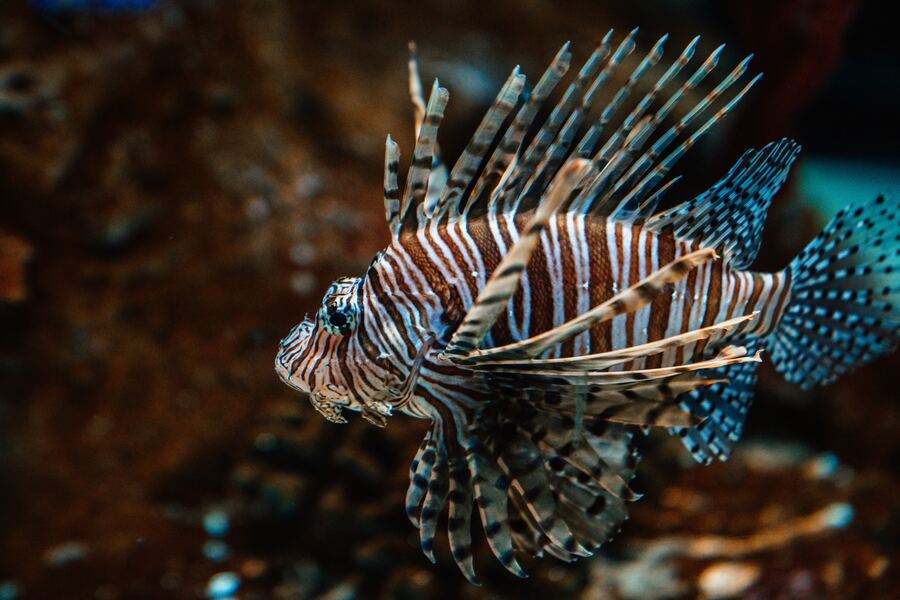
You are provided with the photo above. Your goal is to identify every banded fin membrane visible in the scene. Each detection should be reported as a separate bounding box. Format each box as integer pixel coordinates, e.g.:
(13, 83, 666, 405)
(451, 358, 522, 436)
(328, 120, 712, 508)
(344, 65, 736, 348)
(646, 138, 802, 270)
(671, 356, 760, 464)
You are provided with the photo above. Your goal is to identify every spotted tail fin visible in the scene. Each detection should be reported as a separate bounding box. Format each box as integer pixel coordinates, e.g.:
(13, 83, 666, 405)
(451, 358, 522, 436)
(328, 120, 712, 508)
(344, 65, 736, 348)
(769, 195, 900, 389)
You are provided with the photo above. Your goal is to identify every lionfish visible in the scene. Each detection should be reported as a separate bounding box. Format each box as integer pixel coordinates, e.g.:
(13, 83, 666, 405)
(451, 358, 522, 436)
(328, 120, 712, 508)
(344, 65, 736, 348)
(275, 30, 899, 583)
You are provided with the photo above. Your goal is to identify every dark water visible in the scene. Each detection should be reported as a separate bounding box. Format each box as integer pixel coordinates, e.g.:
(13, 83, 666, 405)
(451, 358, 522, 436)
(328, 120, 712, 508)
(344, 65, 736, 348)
(1, 1, 897, 598)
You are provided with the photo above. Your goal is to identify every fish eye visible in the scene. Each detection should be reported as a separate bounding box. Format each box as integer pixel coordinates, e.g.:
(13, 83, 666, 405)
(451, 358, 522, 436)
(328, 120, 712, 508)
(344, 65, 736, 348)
(321, 304, 355, 336)
(320, 276, 362, 336)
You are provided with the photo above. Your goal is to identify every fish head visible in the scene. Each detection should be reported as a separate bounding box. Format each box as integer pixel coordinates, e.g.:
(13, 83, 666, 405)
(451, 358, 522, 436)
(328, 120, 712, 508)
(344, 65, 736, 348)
(276, 275, 395, 425)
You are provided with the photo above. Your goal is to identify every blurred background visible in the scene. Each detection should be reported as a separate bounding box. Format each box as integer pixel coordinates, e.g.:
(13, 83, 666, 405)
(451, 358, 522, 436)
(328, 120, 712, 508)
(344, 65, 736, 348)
(1, 1, 898, 598)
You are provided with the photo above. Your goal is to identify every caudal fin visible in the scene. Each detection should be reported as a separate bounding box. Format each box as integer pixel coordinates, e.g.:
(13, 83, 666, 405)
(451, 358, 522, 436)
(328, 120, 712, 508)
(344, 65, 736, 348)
(769, 195, 900, 389)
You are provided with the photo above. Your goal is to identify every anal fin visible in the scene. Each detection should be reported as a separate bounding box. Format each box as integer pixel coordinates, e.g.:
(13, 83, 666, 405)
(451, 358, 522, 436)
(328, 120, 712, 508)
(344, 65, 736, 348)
(670, 357, 760, 464)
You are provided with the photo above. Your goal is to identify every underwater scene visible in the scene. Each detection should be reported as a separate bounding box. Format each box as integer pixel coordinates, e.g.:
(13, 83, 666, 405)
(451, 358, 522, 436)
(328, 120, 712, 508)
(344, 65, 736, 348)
(1, 1, 898, 599)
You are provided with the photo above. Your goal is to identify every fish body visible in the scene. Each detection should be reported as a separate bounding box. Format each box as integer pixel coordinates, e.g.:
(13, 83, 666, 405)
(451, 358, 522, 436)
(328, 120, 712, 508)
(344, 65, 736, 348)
(392, 214, 788, 364)
(275, 31, 899, 583)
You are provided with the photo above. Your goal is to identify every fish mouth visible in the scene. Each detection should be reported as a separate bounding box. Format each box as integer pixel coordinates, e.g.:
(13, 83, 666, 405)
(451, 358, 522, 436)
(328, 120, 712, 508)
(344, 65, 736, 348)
(274, 354, 309, 393)
(275, 319, 315, 391)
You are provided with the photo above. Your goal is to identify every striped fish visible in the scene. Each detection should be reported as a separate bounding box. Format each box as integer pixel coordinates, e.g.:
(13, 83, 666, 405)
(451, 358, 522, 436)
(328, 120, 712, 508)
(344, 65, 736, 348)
(275, 31, 899, 583)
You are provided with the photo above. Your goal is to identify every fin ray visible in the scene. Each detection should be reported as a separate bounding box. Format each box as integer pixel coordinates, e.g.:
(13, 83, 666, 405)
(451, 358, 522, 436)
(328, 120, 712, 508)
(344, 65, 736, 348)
(645, 139, 801, 269)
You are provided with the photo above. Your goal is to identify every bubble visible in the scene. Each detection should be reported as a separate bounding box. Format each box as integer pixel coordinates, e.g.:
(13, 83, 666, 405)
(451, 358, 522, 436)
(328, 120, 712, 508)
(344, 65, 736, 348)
(203, 540, 230, 563)
(244, 196, 270, 223)
(807, 452, 840, 479)
(43, 542, 88, 566)
(253, 432, 278, 453)
(0, 581, 21, 600)
(823, 503, 854, 529)
(203, 510, 230, 537)
(206, 572, 240, 599)
(290, 271, 318, 296)
(698, 562, 761, 599)
(289, 242, 317, 266)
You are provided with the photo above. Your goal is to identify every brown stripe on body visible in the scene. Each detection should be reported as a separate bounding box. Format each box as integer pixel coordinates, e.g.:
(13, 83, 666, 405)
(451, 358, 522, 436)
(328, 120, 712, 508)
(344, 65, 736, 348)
(462, 217, 513, 345)
(525, 216, 557, 349)
(298, 327, 332, 384)
(336, 335, 365, 398)
(307, 335, 341, 391)
(633, 227, 657, 369)
(620, 226, 651, 370)
(611, 222, 626, 353)
(743, 273, 765, 323)
(674, 260, 701, 365)
(682, 257, 706, 364)
(431, 226, 482, 318)
(724, 270, 745, 321)
(624, 224, 643, 349)
(693, 252, 725, 358)
(374, 253, 425, 357)
(398, 231, 466, 329)
(355, 311, 386, 364)
(363, 267, 413, 360)
(768, 270, 792, 335)
(732, 272, 753, 319)
(748, 271, 788, 336)
(352, 326, 396, 387)
(645, 231, 678, 368)
(459, 212, 557, 348)
(456, 220, 513, 344)
(446, 221, 483, 296)
(557, 216, 579, 357)
(587, 217, 615, 353)
(498, 216, 528, 339)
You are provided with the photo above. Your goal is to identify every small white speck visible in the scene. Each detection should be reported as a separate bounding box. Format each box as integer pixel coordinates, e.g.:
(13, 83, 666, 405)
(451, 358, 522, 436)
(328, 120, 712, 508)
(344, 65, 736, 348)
(581, 281, 590, 289)
(471, 271, 479, 278)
